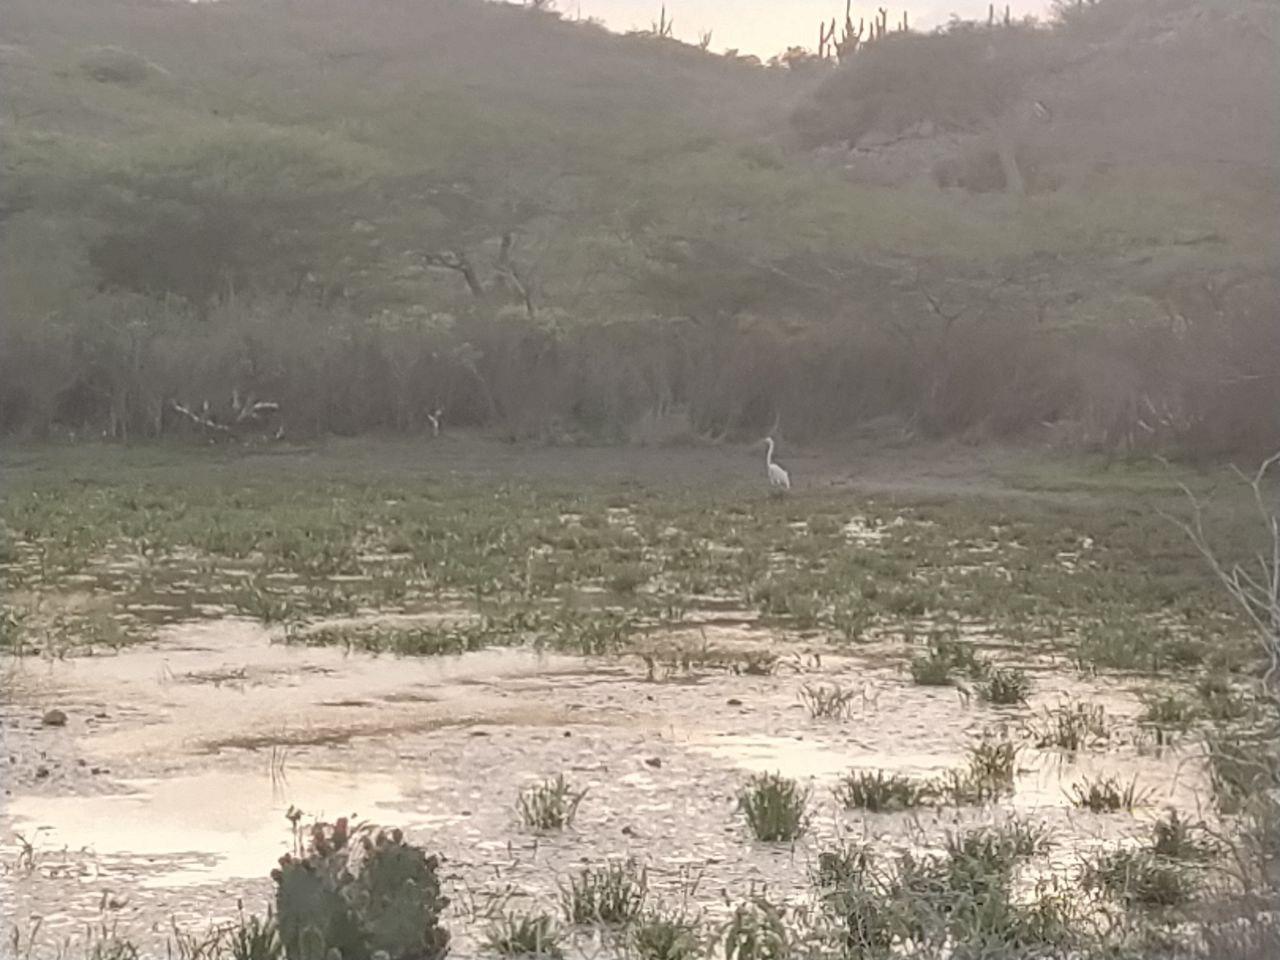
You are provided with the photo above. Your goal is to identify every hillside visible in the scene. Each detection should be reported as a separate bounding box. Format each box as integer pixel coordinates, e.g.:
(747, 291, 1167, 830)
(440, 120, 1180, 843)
(1, 0, 1276, 453)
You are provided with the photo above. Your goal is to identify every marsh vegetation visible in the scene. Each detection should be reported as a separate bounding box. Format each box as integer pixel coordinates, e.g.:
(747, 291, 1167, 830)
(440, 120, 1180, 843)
(1, 440, 1277, 958)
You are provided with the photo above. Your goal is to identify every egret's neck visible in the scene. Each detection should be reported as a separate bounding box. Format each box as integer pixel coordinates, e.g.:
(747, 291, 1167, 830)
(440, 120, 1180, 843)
(765, 440, 774, 465)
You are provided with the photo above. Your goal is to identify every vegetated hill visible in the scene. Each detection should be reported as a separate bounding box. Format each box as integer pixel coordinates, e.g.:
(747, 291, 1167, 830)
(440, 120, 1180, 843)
(0, 0, 1276, 454)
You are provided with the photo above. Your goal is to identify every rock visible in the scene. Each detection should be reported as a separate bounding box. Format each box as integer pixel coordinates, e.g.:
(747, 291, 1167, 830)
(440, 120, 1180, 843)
(42, 709, 68, 727)
(726, 698, 743, 706)
(35, 765, 50, 779)
(644, 757, 662, 768)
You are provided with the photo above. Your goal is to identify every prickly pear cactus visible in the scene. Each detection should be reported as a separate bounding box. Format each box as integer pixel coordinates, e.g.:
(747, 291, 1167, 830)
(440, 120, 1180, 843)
(273, 818, 449, 960)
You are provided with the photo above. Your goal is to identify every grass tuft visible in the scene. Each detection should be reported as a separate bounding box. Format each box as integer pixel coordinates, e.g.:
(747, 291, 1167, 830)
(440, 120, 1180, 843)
(977, 666, 1032, 705)
(484, 910, 565, 958)
(1068, 774, 1150, 813)
(737, 772, 810, 842)
(835, 770, 935, 812)
(1024, 701, 1111, 751)
(1081, 848, 1199, 908)
(798, 682, 857, 719)
(560, 860, 647, 926)
(517, 774, 587, 831)
(628, 907, 703, 960)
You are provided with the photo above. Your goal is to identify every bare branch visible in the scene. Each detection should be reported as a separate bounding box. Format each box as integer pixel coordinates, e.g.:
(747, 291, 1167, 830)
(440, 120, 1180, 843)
(1163, 454, 1280, 698)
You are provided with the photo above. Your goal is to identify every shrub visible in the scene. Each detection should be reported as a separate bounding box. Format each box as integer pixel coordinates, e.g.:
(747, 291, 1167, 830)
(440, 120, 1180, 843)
(273, 818, 449, 960)
(79, 45, 153, 84)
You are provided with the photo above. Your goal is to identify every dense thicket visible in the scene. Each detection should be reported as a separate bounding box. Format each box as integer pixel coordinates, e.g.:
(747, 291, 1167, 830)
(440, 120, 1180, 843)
(1, 0, 1276, 453)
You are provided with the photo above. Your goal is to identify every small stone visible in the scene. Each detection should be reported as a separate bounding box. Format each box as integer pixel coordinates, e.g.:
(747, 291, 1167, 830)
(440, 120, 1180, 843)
(91, 767, 105, 775)
(563, 731, 572, 737)
(727, 698, 743, 706)
(35, 766, 50, 779)
(644, 757, 662, 768)
(42, 709, 68, 727)
(469, 730, 489, 737)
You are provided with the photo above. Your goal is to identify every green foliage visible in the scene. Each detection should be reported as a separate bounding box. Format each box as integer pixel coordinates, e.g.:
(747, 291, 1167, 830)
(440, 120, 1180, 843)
(87, 938, 140, 960)
(628, 908, 702, 960)
(943, 737, 1020, 805)
(272, 818, 449, 960)
(517, 774, 587, 831)
(559, 860, 647, 926)
(1150, 810, 1216, 862)
(816, 826, 1072, 959)
(483, 910, 564, 958)
(910, 634, 988, 687)
(909, 651, 954, 686)
(721, 897, 790, 960)
(1069, 775, 1150, 813)
(79, 45, 153, 85)
(1081, 849, 1200, 908)
(1139, 691, 1199, 729)
(2, 0, 1276, 453)
(835, 770, 935, 812)
(737, 772, 810, 842)
(978, 666, 1032, 705)
(1025, 701, 1112, 752)
(227, 910, 283, 960)
(798, 682, 856, 719)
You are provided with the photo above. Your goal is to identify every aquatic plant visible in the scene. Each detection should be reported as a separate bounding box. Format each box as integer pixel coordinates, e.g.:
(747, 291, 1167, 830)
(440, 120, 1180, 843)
(483, 909, 564, 958)
(738, 772, 810, 842)
(798, 682, 857, 719)
(978, 666, 1032, 705)
(835, 770, 935, 812)
(628, 907, 702, 960)
(560, 860, 647, 926)
(1069, 775, 1150, 813)
(518, 774, 587, 831)
(721, 897, 790, 960)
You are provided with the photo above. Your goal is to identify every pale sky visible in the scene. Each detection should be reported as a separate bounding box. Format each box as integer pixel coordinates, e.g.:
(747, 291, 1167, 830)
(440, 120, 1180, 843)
(561, 1, 1057, 57)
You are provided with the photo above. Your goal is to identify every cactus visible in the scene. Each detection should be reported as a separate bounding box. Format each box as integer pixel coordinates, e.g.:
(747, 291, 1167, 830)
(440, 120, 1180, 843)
(273, 818, 449, 960)
(818, 3, 866, 62)
(652, 4, 673, 39)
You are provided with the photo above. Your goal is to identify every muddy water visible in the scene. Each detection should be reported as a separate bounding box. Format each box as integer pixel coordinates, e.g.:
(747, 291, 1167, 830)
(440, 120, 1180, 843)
(1, 619, 1215, 956)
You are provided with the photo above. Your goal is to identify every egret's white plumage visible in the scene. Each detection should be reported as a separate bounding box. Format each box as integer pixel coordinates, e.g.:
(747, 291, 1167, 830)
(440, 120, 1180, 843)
(764, 437, 790, 492)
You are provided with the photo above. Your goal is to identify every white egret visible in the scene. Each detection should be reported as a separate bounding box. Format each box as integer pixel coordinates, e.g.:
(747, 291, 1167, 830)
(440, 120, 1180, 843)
(764, 437, 791, 493)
